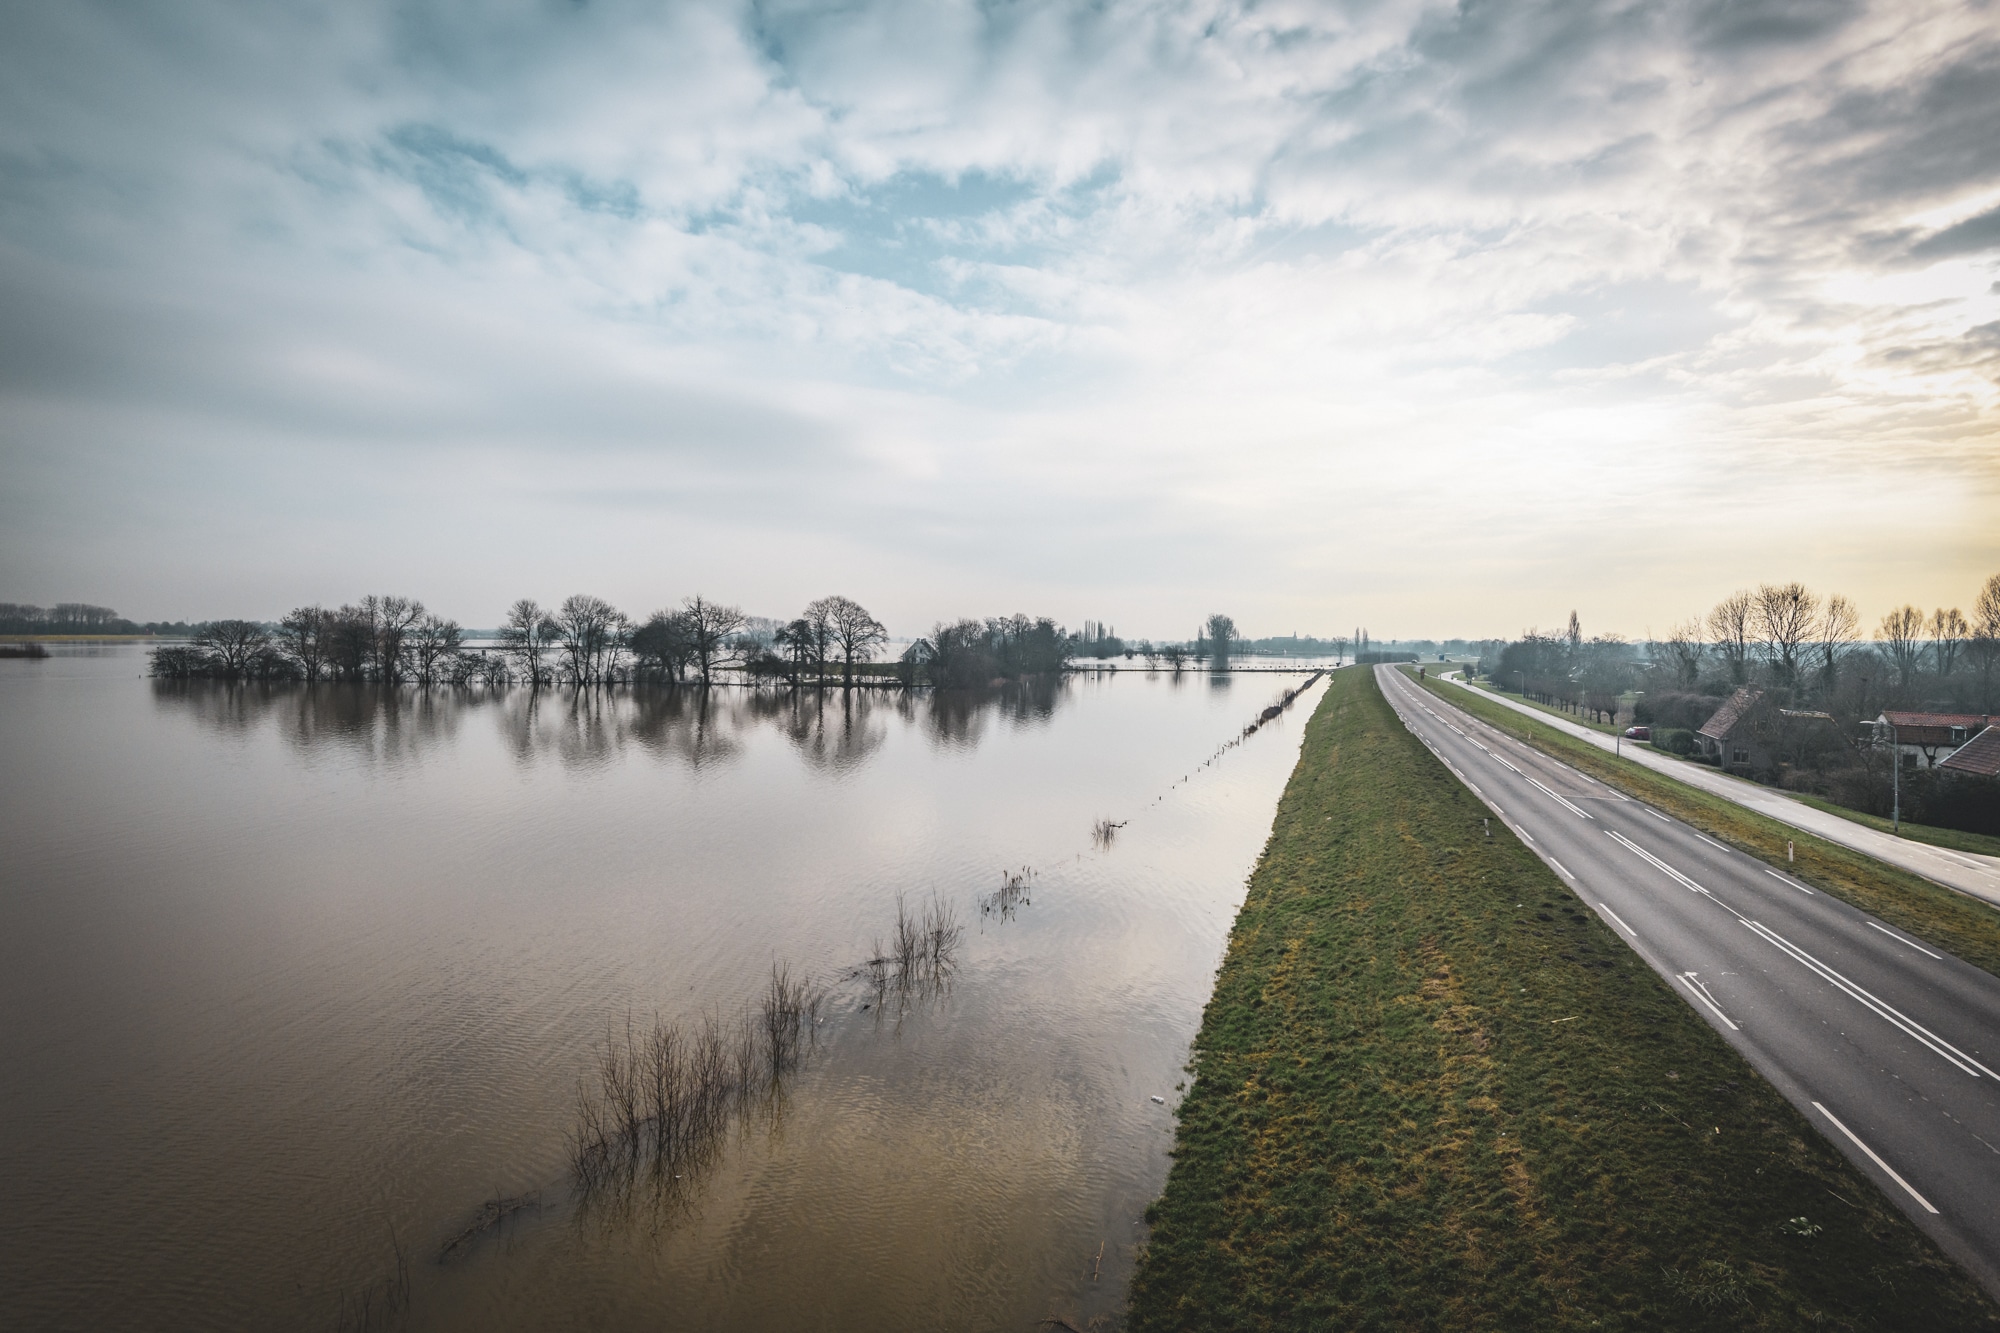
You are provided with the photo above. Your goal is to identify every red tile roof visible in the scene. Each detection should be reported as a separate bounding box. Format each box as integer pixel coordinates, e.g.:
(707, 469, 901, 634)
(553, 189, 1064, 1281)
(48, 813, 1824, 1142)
(1699, 687, 1761, 740)
(1940, 726, 2000, 778)
(1881, 711, 1992, 729)
(1880, 712, 1994, 747)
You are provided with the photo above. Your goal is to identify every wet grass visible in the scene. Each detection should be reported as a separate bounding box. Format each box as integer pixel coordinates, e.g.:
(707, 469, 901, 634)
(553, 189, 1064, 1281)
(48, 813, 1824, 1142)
(1126, 666, 1997, 1331)
(1408, 668, 2000, 981)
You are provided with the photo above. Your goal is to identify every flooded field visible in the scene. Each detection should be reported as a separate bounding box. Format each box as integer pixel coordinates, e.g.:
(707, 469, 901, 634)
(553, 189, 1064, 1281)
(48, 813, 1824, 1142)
(0, 647, 1325, 1330)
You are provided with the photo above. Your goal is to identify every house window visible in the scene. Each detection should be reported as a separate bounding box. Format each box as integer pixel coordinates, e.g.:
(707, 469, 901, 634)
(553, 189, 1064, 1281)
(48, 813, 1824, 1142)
(1732, 748, 1749, 764)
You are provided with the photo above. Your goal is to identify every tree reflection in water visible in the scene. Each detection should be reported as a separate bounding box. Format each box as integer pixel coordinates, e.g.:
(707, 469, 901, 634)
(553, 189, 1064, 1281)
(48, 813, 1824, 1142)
(151, 678, 1076, 771)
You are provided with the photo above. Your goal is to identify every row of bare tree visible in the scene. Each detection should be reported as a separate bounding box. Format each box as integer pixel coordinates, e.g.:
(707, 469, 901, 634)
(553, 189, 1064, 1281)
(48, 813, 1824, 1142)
(150, 592, 892, 689)
(1662, 573, 2000, 706)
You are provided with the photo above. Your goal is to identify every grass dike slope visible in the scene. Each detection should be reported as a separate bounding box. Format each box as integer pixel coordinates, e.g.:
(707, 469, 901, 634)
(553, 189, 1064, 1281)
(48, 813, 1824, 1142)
(1126, 666, 1996, 1331)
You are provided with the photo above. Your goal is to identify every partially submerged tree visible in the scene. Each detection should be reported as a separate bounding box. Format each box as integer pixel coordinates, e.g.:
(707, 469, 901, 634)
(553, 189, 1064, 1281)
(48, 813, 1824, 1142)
(1205, 613, 1237, 667)
(630, 608, 697, 682)
(499, 599, 560, 687)
(362, 595, 424, 682)
(823, 595, 887, 687)
(552, 594, 627, 685)
(277, 607, 332, 682)
(405, 614, 464, 686)
(193, 619, 272, 679)
(683, 595, 745, 687)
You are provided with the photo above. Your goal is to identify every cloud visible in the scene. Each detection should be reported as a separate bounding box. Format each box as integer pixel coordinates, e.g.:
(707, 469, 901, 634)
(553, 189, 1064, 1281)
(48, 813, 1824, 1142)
(0, 0, 1995, 635)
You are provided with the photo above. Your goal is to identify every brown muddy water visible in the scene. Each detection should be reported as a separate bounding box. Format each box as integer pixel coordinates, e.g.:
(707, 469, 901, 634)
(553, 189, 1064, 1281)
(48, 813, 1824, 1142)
(0, 646, 1327, 1331)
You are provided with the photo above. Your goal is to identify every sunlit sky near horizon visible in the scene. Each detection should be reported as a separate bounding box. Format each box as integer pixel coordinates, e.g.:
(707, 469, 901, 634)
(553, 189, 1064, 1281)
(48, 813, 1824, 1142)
(2, 0, 1996, 641)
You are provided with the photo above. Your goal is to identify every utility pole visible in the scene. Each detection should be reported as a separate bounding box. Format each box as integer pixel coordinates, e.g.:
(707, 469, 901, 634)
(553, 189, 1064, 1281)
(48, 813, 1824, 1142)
(1890, 715, 1901, 834)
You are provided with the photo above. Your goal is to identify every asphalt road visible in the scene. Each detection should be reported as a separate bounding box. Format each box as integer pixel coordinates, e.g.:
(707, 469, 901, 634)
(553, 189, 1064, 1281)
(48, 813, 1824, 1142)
(1428, 669, 2000, 905)
(1376, 664, 2000, 1299)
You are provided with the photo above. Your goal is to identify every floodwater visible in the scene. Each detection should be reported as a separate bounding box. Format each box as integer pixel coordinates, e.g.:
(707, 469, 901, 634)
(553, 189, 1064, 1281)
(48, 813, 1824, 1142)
(0, 646, 1326, 1331)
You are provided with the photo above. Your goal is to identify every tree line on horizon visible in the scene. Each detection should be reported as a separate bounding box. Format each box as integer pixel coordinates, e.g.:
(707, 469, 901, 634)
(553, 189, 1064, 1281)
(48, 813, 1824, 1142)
(141, 594, 1261, 690)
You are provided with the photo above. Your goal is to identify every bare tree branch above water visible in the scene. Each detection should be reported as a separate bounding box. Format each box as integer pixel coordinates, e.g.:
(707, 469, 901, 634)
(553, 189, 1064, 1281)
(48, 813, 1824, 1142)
(499, 599, 560, 687)
(683, 596, 744, 688)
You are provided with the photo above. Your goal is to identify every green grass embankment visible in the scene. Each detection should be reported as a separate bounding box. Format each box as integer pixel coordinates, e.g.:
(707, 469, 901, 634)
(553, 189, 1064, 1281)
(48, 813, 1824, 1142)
(1126, 666, 1995, 1331)
(1407, 669, 2000, 980)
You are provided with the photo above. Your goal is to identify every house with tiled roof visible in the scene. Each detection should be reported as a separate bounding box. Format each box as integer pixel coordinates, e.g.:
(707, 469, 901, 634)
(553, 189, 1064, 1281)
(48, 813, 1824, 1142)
(1697, 687, 1766, 770)
(1874, 711, 1995, 769)
(1939, 725, 2000, 778)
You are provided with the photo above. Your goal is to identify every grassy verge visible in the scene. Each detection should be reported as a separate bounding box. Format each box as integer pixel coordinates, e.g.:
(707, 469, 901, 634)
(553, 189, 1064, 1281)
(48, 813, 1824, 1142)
(1127, 666, 1995, 1331)
(1403, 668, 2000, 979)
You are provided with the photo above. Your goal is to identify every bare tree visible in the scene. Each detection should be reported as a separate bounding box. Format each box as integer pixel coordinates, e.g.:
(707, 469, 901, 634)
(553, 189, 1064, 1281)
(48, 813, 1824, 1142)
(1875, 604, 1926, 694)
(1929, 607, 1968, 677)
(552, 594, 627, 685)
(1818, 594, 1860, 686)
(499, 599, 560, 687)
(1707, 591, 1753, 685)
(1206, 613, 1238, 666)
(1753, 582, 1819, 684)
(405, 614, 464, 686)
(1973, 573, 2000, 712)
(630, 609, 697, 682)
(800, 597, 839, 686)
(277, 606, 332, 681)
(196, 619, 271, 679)
(821, 596, 887, 687)
(774, 618, 814, 684)
(360, 595, 424, 682)
(1662, 618, 1705, 687)
(683, 595, 745, 687)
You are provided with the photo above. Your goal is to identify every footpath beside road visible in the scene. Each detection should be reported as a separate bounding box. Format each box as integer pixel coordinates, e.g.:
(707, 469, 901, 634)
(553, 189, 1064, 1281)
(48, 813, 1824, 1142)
(1435, 673, 2000, 906)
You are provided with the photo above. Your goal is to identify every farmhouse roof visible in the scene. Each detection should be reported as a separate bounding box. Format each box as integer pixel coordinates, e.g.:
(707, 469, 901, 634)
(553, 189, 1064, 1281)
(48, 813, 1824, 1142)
(1698, 687, 1761, 741)
(1881, 711, 1992, 729)
(1941, 726, 2000, 778)
(1879, 711, 1995, 747)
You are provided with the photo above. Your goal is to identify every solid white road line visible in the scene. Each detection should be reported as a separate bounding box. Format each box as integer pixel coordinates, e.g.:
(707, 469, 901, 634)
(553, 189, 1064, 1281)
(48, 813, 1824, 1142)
(1677, 972, 1739, 1030)
(1868, 921, 1944, 960)
(1597, 902, 1638, 937)
(1744, 920, 1997, 1080)
(1607, 830, 1713, 899)
(1813, 1102, 1939, 1214)
(1764, 868, 1815, 895)
(1526, 775, 1594, 820)
(1548, 857, 1573, 879)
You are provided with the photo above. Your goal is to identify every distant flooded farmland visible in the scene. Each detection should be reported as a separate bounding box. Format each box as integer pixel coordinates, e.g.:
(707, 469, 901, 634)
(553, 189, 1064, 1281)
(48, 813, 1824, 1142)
(0, 646, 1326, 1331)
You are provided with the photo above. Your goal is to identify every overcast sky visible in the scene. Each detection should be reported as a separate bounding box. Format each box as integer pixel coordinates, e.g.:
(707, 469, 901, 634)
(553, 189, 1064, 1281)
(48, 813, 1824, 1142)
(2, 0, 1996, 640)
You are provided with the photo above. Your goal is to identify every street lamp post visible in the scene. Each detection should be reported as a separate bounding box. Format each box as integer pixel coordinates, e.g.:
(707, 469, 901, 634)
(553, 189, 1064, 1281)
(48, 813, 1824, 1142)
(1889, 716, 1901, 834)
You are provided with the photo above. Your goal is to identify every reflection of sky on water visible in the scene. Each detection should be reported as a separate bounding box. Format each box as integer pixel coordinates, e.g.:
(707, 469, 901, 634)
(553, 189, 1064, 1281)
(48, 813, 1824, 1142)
(3, 647, 1321, 1331)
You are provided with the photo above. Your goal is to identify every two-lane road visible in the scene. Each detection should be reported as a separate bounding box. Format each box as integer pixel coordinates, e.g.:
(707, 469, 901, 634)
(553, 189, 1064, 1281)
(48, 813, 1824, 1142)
(1377, 665, 2000, 1297)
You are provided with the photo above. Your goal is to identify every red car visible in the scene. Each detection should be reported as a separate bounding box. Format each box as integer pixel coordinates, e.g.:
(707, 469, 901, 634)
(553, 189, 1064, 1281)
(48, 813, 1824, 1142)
(1622, 725, 1651, 741)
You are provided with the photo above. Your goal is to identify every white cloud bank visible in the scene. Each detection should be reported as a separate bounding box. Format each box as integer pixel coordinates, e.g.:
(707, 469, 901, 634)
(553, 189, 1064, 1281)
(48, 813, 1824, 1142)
(1, 0, 1995, 637)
